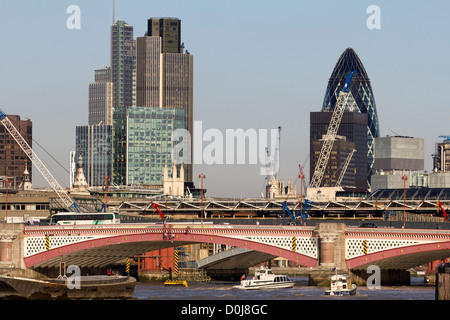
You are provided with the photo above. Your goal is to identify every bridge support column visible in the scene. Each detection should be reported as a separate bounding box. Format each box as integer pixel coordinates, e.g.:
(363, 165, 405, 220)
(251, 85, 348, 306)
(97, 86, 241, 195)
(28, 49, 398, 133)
(0, 236, 16, 263)
(309, 223, 347, 286)
(315, 223, 346, 269)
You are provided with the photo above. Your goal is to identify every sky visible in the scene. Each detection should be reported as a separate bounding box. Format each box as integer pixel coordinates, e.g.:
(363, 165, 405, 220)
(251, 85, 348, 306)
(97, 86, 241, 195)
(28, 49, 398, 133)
(0, 0, 449, 198)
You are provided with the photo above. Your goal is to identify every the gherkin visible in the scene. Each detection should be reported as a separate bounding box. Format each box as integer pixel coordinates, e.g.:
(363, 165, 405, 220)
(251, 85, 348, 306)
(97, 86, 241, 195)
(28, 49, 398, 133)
(322, 48, 380, 185)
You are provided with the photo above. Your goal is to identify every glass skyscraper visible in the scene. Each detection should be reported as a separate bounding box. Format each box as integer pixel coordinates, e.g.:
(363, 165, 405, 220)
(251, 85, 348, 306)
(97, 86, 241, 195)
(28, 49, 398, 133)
(134, 17, 194, 183)
(321, 48, 380, 186)
(111, 19, 136, 109)
(76, 125, 112, 187)
(113, 106, 185, 185)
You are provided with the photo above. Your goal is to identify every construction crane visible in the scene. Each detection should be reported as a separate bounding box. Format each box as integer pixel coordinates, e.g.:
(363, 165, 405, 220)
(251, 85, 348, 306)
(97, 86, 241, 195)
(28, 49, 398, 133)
(309, 71, 356, 189)
(264, 126, 281, 181)
(0, 109, 83, 212)
(336, 149, 356, 187)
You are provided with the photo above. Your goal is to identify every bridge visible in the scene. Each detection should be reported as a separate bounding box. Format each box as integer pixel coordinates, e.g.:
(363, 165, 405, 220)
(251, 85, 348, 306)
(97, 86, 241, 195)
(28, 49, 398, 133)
(2, 221, 450, 284)
(110, 196, 449, 218)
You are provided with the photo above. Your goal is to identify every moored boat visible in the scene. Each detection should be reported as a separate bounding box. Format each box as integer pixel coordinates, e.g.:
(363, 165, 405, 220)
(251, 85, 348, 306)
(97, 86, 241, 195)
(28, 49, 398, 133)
(234, 266, 294, 290)
(0, 274, 136, 299)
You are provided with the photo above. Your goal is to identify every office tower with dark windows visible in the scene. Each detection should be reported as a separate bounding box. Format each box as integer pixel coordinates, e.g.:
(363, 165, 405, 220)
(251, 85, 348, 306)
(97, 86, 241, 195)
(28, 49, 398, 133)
(147, 18, 182, 54)
(310, 48, 380, 189)
(113, 16, 194, 186)
(0, 115, 32, 188)
(310, 112, 368, 189)
(111, 19, 136, 109)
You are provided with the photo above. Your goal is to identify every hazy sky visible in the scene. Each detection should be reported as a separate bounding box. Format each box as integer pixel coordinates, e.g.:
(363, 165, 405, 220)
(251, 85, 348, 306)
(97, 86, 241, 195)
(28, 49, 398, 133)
(0, 1, 449, 198)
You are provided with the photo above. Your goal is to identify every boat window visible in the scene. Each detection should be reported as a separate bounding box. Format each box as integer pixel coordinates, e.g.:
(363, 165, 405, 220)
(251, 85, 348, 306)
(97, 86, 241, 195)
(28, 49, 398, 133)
(267, 271, 273, 275)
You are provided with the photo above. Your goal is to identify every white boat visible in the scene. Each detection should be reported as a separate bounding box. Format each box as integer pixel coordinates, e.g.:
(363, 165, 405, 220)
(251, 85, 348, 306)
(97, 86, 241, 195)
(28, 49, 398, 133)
(234, 266, 294, 290)
(325, 273, 357, 296)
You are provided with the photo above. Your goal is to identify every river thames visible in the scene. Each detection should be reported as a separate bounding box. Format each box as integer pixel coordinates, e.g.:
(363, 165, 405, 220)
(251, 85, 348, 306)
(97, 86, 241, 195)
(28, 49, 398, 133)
(132, 276, 435, 300)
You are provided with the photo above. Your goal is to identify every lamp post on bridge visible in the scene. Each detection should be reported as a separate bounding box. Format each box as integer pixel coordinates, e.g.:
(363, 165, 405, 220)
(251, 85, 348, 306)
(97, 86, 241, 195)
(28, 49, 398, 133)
(199, 173, 206, 220)
(104, 175, 110, 212)
(299, 164, 304, 220)
(3, 178, 10, 223)
(402, 174, 408, 229)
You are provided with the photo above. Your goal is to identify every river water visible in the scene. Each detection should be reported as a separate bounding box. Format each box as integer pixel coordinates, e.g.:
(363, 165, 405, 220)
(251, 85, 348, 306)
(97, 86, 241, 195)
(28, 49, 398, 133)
(132, 276, 435, 300)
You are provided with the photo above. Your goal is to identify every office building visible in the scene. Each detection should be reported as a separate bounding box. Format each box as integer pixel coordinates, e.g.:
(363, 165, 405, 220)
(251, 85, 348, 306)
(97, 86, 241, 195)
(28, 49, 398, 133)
(320, 48, 380, 186)
(310, 111, 368, 189)
(75, 125, 112, 187)
(111, 19, 136, 109)
(0, 115, 32, 188)
(113, 106, 185, 186)
(147, 18, 182, 54)
(371, 135, 424, 190)
(131, 17, 193, 182)
(311, 136, 356, 188)
(89, 66, 113, 126)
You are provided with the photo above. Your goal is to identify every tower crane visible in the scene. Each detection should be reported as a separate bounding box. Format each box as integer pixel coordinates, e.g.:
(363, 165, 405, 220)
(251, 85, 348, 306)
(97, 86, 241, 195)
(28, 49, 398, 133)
(309, 71, 356, 189)
(265, 126, 281, 181)
(336, 149, 356, 187)
(0, 109, 83, 213)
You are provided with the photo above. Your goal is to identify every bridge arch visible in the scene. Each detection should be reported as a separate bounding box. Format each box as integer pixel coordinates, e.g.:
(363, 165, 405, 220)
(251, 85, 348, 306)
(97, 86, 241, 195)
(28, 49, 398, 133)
(347, 241, 450, 270)
(24, 228, 318, 269)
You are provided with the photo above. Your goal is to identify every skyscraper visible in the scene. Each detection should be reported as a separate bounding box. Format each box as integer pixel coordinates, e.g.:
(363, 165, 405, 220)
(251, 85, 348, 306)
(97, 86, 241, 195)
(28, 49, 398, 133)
(76, 67, 113, 187)
(131, 17, 193, 183)
(89, 66, 113, 126)
(76, 124, 112, 187)
(314, 48, 380, 188)
(310, 112, 368, 188)
(147, 18, 182, 54)
(111, 20, 136, 109)
(113, 106, 186, 185)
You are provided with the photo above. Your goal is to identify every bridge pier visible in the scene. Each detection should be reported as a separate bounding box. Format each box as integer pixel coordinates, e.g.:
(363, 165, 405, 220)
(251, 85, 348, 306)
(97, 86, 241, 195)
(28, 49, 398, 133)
(309, 223, 347, 286)
(0, 223, 40, 278)
(315, 223, 346, 269)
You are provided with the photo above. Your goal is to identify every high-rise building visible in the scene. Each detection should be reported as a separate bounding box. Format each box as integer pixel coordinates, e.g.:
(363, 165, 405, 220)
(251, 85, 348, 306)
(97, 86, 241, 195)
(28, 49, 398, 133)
(112, 106, 185, 186)
(313, 48, 380, 188)
(370, 135, 424, 191)
(129, 17, 193, 183)
(89, 66, 113, 126)
(0, 115, 32, 188)
(75, 124, 112, 187)
(310, 112, 368, 189)
(111, 20, 136, 109)
(147, 18, 182, 54)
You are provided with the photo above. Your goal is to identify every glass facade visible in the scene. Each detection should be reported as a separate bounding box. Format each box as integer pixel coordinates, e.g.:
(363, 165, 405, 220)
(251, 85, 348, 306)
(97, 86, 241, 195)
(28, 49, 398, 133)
(75, 125, 112, 187)
(321, 48, 380, 185)
(135, 24, 194, 182)
(111, 20, 136, 109)
(112, 106, 186, 186)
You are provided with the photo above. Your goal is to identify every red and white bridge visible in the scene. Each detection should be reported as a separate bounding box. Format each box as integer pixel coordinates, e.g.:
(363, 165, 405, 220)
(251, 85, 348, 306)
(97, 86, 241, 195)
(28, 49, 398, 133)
(16, 222, 450, 273)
